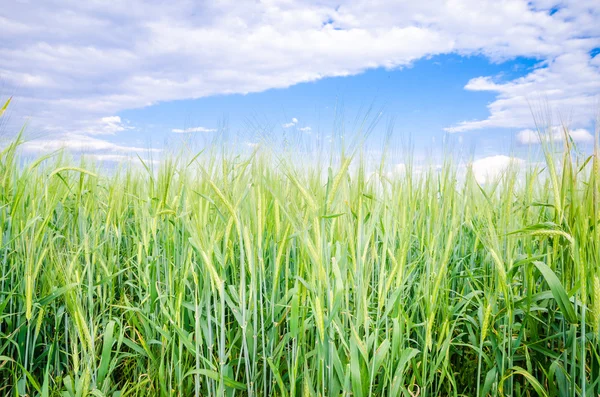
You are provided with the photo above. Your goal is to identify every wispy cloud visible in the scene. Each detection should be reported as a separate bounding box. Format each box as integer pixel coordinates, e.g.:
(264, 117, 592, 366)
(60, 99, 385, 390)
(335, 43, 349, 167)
(172, 126, 217, 133)
(516, 126, 594, 144)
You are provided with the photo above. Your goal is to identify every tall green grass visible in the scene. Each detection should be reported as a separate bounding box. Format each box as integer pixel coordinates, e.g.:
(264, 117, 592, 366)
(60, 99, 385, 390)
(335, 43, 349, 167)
(0, 103, 599, 395)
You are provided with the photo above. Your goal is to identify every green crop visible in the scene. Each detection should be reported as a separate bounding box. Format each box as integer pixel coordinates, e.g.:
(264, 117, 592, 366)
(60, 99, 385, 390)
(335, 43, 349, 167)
(0, 102, 599, 395)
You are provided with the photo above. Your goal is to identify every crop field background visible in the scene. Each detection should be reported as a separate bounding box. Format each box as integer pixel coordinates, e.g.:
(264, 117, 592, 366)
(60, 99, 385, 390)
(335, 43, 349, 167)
(1, 98, 600, 396)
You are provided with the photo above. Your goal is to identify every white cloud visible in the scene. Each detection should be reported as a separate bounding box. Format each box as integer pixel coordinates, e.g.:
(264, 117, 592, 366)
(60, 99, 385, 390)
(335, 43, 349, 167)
(82, 153, 160, 165)
(1, 0, 599, 146)
(516, 129, 540, 144)
(569, 128, 595, 143)
(282, 118, 311, 131)
(101, 116, 121, 124)
(282, 118, 298, 128)
(171, 126, 217, 133)
(447, 50, 600, 132)
(394, 163, 406, 174)
(384, 163, 407, 179)
(516, 126, 594, 144)
(471, 155, 525, 184)
(21, 133, 160, 154)
(87, 116, 130, 135)
(85, 154, 134, 162)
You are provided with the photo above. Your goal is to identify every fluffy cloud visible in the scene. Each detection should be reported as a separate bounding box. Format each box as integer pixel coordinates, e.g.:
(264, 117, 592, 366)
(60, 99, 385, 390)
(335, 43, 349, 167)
(516, 126, 594, 144)
(1, 0, 599, 154)
(283, 118, 298, 128)
(471, 155, 525, 184)
(171, 126, 217, 133)
(87, 116, 131, 135)
(447, 50, 600, 132)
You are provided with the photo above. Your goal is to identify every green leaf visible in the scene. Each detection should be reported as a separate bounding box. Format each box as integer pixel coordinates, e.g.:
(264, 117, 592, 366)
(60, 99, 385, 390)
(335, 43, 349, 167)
(37, 284, 78, 306)
(267, 358, 289, 397)
(184, 369, 247, 391)
(49, 166, 97, 179)
(533, 261, 577, 324)
(482, 366, 497, 396)
(390, 348, 420, 396)
(321, 213, 346, 219)
(350, 341, 365, 397)
(502, 366, 548, 397)
(372, 339, 390, 373)
(97, 320, 116, 386)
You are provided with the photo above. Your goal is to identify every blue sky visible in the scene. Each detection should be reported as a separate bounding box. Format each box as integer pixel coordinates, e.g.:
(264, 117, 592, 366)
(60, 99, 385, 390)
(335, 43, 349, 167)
(116, 54, 538, 160)
(1, 0, 599, 168)
(121, 55, 517, 140)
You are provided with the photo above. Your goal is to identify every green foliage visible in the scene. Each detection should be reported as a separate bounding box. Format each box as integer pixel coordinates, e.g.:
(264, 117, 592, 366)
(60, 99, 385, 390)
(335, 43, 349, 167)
(0, 116, 599, 396)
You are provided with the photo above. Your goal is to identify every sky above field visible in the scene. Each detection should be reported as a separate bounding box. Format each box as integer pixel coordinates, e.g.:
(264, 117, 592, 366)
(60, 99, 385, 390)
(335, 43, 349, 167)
(1, 0, 600, 168)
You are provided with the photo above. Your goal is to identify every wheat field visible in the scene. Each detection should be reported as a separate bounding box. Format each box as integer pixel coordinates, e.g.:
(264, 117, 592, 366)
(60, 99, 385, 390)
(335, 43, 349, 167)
(1, 98, 600, 395)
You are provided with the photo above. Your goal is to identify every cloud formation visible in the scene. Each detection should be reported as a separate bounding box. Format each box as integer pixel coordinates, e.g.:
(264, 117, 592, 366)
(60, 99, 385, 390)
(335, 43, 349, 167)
(20, 133, 160, 154)
(1, 0, 599, 154)
(172, 126, 217, 133)
(471, 155, 525, 184)
(516, 126, 594, 144)
(446, 51, 600, 132)
(282, 118, 298, 128)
